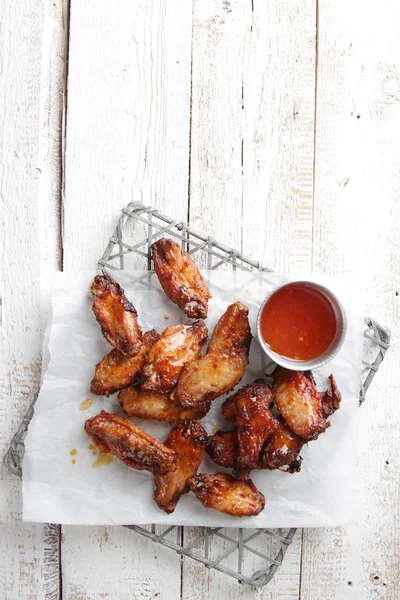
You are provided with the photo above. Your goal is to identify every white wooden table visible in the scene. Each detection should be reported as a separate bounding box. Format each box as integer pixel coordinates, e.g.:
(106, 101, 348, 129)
(1, 1, 399, 598)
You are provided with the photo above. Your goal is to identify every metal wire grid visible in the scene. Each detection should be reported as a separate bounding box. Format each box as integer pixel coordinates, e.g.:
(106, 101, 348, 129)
(98, 202, 272, 272)
(4, 201, 391, 587)
(359, 318, 391, 405)
(124, 524, 297, 586)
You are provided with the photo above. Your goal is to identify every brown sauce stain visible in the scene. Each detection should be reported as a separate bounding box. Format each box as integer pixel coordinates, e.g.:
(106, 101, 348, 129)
(92, 453, 113, 468)
(164, 315, 170, 321)
(88, 443, 96, 450)
(80, 397, 93, 411)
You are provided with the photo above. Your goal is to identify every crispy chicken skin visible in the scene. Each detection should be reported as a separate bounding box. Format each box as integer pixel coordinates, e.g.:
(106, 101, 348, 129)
(221, 395, 236, 422)
(118, 386, 210, 422)
(259, 416, 304, 473)
(233, 379, 279, 469)
(188, 473, 265, 517)
(91, 273, 142, 356)
(141, 321, 208, 392)
(207, 301, 252, 355)
(152, 238, 211, 319)
(176, 352, 248, 408)
(90, 330, 160, 396)
(206, 429, 239, 469)
(321, 374, 341, 417)
(84, 411, 177, 475)
(272, 368, 341, 441)
(207, 419, 303, 474)
(221, 394, 236, 423)
(176, 302, 252, 408)
(154, 420, 208, 513)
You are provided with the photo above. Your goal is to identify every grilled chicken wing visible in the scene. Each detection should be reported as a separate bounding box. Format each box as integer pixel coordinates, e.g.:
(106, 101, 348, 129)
(118, 385, 210, 422)
(206, 422, 302, 474)
(176, 302, 252, 408)
(321, 374, 341, 417)
(154, 420, 207, 513)
(188, 473, 265, 517)
(206, 429, 239, 469)
(272, 368, 341, 441)
(141, 321, 208, 392)
(91, 273, 142, 356)
(176, 352, 248, 408)
(84, 411, 177, 475)
(152, 238, 211, 319)
(90, 330, 160, 396)
(221, 394, 236, 422)
(207, 301, 252, 355)
(232, 379, 279, 469)
(259, 416, 304, 473)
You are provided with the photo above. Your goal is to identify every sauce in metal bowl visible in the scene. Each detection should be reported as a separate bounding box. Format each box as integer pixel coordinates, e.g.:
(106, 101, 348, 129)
(259, 282, 337, 361)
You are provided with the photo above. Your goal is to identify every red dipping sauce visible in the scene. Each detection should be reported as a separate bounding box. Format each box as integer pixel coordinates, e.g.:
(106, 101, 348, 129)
(260, 283, 337, 361)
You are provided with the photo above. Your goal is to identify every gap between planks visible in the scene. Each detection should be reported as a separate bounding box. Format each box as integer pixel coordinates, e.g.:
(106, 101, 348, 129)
(59, 0, 318, 597)
(311, 0, 319, 270)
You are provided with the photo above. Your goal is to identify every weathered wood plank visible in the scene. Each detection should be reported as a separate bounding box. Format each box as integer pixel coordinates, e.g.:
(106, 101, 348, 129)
(183, 0, 315, 596)
(0, 1, 67, 598)
(62, 1, 192, 597)
(242, 0, 317, 274)
(184, 1, 254, 591)
(63, 0, 193, 269)
(187, 0, 249, 252)
(300, 0, 400, 598)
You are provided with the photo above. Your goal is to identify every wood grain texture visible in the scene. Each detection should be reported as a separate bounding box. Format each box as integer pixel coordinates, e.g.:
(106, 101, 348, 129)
(38, 0, 68, 322)
(242, 0, 316, 273)
(300, 0, 400, 599)
(62, 1, 192, 597)
(188, 0, 250, 253)
(0, 2, 67, 598)
(184, 0, 252, 590)
(63, 0, 193, 269)
(182, 0, 315, 597)
(3, 0, 400, 597)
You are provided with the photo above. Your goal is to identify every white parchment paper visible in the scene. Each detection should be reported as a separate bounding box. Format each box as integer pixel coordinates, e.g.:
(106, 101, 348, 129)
(23, 270, 363, 527)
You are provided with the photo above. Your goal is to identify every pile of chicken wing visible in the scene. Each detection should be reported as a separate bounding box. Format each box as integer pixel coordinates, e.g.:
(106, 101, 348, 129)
(85, 238, 341, 518)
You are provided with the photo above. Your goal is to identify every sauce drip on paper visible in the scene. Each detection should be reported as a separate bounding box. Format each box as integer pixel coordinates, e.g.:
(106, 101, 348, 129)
(80, 397, 93, 411)
(92, 453, 113, 468)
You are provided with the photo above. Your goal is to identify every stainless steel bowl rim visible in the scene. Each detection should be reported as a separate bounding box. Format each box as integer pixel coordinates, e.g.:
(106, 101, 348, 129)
(256, 280, 348, 371)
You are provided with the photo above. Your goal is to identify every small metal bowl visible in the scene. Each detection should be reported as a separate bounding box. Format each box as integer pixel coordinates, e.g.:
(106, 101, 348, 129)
(256, 280, 347, 371)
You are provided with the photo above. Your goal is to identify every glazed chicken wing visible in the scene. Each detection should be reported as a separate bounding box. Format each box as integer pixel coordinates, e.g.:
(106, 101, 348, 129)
(221, 395, 236, 422)
(207, 420, 303, 474)
(321, 374, 341, 417)
(233, 379, 279, 469)
(272, 368, 341, 441)
(152, 238, 211, 319)
(207, 301, 252, 355)
(259, 416, 304, 473)
(84, 411, 177, 475)
(141, 320, 208, 392)
(154, 420, 207, 513)
(90, 330, 160, 396)
(206, 429, 239, 469)
(176, 302, 252, 408)
(188, 473, 265, 517)
(176, 352, 248, 408)
(91, 272, 142, 356)
(118, 385, 210, 422)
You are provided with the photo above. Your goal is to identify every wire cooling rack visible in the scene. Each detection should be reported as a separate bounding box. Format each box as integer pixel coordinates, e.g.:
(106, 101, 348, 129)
(5, 201, 391, 587)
